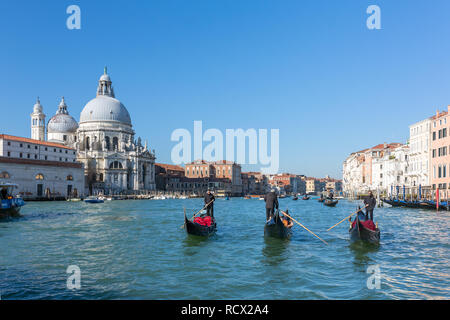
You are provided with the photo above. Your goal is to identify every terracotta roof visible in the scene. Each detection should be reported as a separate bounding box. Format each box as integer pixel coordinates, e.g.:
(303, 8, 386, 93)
(155, 163, 184, 171)
(0, 134, 74, 150)
(0, 156, 83, 168)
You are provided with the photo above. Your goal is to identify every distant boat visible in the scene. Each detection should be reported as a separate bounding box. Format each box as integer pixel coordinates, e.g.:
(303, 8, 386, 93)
(302, 196, 310, 200)
(0, 183, 25, 218)
(84, 196, 104, 204)
(324, 199, 338, 207)
(292, 196, 298, 201)
(67, 198, 82, 202)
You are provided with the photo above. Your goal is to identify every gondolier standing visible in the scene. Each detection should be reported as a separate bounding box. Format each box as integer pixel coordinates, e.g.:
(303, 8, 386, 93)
(364, 191, 376, 221)
(264, 188, 279, 221)
(204, 190, 215, 217)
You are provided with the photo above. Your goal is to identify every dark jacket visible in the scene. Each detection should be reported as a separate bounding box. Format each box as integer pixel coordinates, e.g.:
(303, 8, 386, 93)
(264, 191, 279, 209)
(364, 195, 376, 210)
(204, 193, 215, 206)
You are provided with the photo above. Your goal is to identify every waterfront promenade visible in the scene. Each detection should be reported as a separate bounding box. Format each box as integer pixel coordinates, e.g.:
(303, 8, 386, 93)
(0, 198, 448, 299)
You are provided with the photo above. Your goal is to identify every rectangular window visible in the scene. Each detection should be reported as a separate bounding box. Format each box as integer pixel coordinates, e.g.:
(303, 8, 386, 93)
(444, 128, 447, 137)
(7, 142, 10, 146)
(19, 153, 23, 158)
(433, 132, 436, 140)
(7, 151, 10, 157)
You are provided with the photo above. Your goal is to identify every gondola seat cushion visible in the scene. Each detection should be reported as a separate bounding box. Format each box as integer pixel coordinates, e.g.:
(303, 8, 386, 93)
(352, 219, 376, 231)
(193, 216, 212, 226)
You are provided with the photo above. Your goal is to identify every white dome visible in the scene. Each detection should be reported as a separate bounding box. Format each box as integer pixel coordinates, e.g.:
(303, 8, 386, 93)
(79, 95, 132, 125)
(48, 113, 78, 133)
(100, 74, 111, 82)
(33, 98, 43, 113)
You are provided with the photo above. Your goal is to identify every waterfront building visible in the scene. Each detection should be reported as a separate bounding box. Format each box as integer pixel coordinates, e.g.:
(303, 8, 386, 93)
(185, 160, 243, 196)
(407, 117, 431, 189)
(269, 173, 306, 195)
(305, 178, 321, 194)
(430, 108, 450, 193)
(31, 68, 157, 195)
(155, 163, 185, 191)
(343, 143, 402, 196)
(0, 134, 84, 199)
(371, 144, 410, 197)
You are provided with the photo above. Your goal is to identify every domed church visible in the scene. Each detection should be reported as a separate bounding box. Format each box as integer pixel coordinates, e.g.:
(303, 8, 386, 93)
(31, 68, 156, 195)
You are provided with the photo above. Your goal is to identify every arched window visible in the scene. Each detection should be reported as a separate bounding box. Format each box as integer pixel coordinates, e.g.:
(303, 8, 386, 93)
(105, 136, 111, 151)
(86, 137, 90, 150)
(109, 161, 123, 169)
(67, 175, 73, 181)
(112, 137, 119, 151)
(35, 173, 44, 180)
(0, 171, 10, 179)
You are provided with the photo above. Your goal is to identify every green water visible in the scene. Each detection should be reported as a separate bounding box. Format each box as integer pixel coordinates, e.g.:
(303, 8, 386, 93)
(0, 198, 448, 299)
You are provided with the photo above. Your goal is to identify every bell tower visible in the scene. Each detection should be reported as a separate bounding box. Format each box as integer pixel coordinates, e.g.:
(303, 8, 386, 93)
(31, 97, 46, 141)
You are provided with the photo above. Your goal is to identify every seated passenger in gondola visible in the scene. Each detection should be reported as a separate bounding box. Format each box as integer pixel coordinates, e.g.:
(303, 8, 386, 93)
(327, 191, 334, 200)
(282, 214, 294, 228)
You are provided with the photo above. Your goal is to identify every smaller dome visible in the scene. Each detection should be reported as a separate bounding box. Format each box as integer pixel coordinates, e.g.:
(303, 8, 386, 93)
(100, 74, 111, 82)
(33, 97, 43, 113)
(48, 114, 79, 133)
(47, 97, 79, 133)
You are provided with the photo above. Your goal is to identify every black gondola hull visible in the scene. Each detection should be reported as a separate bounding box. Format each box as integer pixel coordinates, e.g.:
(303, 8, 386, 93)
(184, 213, 217, 237)
(349, 217, 380, 244)
(0, 206, 21, 219)
(264, 212, 292, 239)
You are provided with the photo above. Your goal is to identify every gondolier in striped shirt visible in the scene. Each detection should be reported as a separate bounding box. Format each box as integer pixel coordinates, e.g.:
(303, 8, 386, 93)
(264, 189, 279, 221)
(363, 191, 376, 221)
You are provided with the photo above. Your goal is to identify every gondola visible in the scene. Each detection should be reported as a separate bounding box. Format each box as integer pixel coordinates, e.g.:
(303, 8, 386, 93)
(302, 196, 310, 200)
(349, 215, 380, 244)
(292, 196, 298, 201)
(264, 210, 292, 239)
(382, 198, 403, 207)
(184, 210, 217, 237)
(324, 199, 338, 207)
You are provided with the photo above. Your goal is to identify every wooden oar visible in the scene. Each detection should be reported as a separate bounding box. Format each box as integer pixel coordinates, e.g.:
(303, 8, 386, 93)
(326, 205, 368, 232)
(180, 200, 214, 229)
(281, 210, 328, 245)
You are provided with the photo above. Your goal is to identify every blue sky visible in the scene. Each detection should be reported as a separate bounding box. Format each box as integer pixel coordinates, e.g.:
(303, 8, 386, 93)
(1, 0, 450, 178)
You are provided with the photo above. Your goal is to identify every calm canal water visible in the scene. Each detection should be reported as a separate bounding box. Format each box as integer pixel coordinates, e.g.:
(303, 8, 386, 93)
(0, 198, 449, 300)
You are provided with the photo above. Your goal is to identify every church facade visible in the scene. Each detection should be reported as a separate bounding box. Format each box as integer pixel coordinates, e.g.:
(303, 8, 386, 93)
(31, 68, 156, 195)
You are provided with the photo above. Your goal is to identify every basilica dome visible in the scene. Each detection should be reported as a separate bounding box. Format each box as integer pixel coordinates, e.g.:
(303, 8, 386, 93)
(47, 97, 79, 133)
(80, 95, 131, 125)
(79, 69, 132, 126)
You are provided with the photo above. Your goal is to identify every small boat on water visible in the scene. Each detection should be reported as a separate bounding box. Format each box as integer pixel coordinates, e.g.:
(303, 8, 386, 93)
(349, 215, 380, 244)
(324, 199, 338, 207)
(244, 195, 251, 199)
(184, 210, 217, 237)
(67, 198, 82, 202)
(302, 196, 310, 200)
(84, 196, 104, 204)
(264, 210, 293, 239)
(292, 196, 298, 201)
(0, 183, 25, 218)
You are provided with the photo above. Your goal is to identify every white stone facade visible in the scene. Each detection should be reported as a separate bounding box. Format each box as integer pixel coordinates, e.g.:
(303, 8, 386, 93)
(0, 135, 84, 199)
(407, 118, 431, 187)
